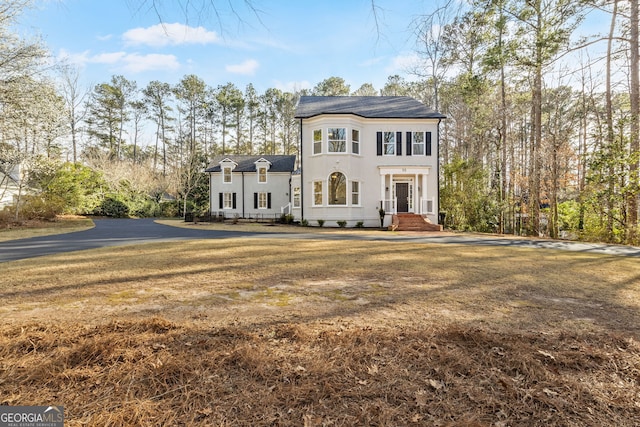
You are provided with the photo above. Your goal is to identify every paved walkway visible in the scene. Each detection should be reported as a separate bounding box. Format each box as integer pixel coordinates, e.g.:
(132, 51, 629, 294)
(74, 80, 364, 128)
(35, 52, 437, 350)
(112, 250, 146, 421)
(1, 218, 639, 263)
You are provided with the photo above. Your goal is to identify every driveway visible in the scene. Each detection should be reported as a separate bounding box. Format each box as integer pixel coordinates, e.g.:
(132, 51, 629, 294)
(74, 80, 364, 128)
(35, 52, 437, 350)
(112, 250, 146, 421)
(0, 218, 260, 263)
(1, 218, 640, 263)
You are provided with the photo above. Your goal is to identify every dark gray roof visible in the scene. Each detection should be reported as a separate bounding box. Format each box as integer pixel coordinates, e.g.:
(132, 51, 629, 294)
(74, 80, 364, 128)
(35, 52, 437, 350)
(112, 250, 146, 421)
(205, 155, 296, 173)
(295, 96, 446, 119)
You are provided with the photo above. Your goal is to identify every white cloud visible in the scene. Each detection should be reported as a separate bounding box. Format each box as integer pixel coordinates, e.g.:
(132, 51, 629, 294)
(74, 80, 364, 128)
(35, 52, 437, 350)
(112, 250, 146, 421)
(225, 59, 259, 75)
(92, 51, 127, 64)
(119, 53, 180, 73)
(56, 49, 179, 73)
(123, 22, 220, 47)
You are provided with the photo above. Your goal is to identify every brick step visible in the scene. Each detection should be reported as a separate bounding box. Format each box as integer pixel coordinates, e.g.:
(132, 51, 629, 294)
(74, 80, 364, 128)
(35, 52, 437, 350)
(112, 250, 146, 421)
(391, 214, 442, 232)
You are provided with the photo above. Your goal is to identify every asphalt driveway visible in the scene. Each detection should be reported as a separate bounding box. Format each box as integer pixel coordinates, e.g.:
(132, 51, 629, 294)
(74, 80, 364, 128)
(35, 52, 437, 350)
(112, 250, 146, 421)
(1, 218, 640, 263)
(0, 218, 260, 263)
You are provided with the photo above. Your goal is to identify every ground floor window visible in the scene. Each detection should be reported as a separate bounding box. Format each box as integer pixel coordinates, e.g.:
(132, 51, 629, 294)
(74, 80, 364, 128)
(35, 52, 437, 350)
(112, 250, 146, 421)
(329, 172, 346, 205)
(351, 181, 360, 205)
(219, 192, 236, 209)
(293, 187, 301, 208)
(224, 192, 233, 209)
(313, 181, 323, 206)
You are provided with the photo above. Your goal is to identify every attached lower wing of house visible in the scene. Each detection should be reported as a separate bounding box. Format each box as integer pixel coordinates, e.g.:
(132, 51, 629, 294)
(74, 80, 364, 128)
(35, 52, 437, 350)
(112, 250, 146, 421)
(205, 155, 297, 220)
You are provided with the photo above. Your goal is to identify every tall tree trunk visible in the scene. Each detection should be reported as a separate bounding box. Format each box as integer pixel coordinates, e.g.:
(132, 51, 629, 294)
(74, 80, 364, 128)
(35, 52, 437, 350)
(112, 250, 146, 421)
(628, 0, 639, 240)
(606, 0, 618, 238)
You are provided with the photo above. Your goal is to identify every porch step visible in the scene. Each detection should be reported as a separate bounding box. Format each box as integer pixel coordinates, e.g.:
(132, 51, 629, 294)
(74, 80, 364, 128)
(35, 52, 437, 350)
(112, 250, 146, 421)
(390, 213, 443, 232)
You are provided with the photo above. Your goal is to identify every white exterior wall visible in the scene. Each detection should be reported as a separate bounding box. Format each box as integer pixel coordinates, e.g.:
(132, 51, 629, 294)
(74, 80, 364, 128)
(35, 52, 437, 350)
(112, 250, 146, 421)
(294, 114, 440, 227)
(209, 171, 291, 218)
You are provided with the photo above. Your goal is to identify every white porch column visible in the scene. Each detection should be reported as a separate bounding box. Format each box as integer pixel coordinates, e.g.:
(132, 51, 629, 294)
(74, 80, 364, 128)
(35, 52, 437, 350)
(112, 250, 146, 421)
(414, 173, 419, 213)
(422, 174, 428, 214)
(389, 173, 394, 212)
(380, 173, 385, 209)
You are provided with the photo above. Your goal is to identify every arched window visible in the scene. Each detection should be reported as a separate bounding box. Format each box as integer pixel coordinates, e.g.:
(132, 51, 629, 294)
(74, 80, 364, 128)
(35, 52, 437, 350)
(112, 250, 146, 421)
(329, 172, 347, 205)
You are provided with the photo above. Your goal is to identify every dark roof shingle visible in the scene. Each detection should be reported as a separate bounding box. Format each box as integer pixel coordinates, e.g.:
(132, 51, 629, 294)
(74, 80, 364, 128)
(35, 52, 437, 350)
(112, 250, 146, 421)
(205, 155, 296, 173)
(294, 96, 445, 119)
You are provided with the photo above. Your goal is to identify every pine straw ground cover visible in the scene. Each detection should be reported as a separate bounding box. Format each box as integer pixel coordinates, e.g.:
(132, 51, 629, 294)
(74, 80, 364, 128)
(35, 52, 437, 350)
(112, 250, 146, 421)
(0, 238, 639, 426)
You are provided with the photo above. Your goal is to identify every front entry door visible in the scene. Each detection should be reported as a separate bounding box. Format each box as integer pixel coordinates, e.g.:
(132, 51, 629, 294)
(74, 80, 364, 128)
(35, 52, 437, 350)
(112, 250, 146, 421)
(396, 183, 409, 213)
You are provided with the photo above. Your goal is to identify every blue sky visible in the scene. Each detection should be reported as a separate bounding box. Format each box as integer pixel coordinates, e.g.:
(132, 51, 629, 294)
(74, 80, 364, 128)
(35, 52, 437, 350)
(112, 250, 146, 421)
(20, 0, 433, 93)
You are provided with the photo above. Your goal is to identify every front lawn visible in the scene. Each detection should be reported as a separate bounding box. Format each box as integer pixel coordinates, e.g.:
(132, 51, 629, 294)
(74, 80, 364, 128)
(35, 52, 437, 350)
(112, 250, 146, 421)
(1, 239, 638, 425)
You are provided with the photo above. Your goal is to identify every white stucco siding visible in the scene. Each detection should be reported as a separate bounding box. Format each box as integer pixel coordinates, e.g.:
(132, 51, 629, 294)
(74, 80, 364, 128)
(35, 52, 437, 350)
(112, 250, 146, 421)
(299, 115, 440, 227)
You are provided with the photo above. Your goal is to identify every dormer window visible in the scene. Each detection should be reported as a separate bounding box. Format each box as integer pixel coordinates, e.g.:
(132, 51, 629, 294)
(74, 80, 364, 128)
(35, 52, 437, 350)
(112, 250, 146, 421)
(219, 158, 237, 184)
(254, 158, 271, 184)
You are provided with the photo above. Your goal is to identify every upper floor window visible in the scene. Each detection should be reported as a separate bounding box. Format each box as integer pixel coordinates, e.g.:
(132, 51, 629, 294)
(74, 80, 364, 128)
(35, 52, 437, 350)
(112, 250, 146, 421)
(413, 132, 425, 155)
(328, 128, 346, 153)
(329, 172, 347, 205)
(351, 129, 360, 155)
(223, 167, 232, 183)
(313, 129, 322, 154)
(383, 132, 395, 155)
(258, 166, 267, 183)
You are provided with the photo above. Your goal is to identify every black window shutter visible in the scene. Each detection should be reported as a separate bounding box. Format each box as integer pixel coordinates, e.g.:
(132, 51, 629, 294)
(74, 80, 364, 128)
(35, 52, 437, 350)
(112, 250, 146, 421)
(426, 132, 432, 156)
(406, 132, 412, 156)
(232, 193, 237, 209)
(253, 193, 258, 209)
(267, 193, 272, 209)
(396, 132, 402, 156)
(376, 132, 382, 156)
(219, 193, 223, 209)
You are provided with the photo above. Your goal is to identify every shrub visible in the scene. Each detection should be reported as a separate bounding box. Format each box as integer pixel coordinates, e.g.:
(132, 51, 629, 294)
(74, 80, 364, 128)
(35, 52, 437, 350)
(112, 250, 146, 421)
(159, 201, 179, 218)
(300, 219, 309, 227)
(97, 197, 130, 218)
(317, 219, 325, 227)
(14, 195, 65, 221)
(337, 220, 347, 228)
(280, 213, 294, 224)
(355, 221, 364, 228)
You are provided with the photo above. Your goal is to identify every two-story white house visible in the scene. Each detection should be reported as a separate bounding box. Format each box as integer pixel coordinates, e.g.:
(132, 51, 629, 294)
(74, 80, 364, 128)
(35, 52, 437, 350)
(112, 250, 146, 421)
(292, 96, 445, 228)
(205, 155, 297, 220)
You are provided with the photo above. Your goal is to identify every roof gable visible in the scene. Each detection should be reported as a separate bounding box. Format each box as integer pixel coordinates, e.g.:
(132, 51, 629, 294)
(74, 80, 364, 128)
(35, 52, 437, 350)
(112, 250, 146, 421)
(294, 96, 446, 119)
(205, 155, 296, 173)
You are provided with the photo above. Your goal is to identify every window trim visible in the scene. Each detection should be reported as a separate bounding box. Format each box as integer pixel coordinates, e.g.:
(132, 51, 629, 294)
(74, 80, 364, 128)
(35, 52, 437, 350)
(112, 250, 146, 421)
(383, 131, 395, 156)
(351, 129, 360, 155)
(327, 127, 347, 153)
(223, 192, 233, 209)
(313, 129, 322, 155)
(258, 192, 268, 209)
(223, 166, 232, 183)
(413, 131, 426, 156)
(328, 171, 347, 206)
(293, 186, 301, 208)
(313, 181, 323, 206)
(258, 166, 267, 183)
(351, 181, 360, 206)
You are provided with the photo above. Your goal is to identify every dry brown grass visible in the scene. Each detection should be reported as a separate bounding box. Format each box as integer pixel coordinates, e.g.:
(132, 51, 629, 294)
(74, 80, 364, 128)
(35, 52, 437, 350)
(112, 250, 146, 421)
(1, 239, 639, 426)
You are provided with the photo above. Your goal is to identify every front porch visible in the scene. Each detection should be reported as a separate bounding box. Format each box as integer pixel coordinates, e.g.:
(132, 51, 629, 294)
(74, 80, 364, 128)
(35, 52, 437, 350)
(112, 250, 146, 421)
(379, 166, 436, 216)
